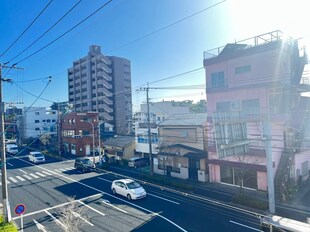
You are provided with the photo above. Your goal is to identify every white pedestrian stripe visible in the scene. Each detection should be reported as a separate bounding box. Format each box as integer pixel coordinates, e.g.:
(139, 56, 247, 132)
(29, 173, 40, 179)
(8, 177, 18, 183)
(23, 175, 33, 180)
(15, 176, 26, 182)
(36, 172, 46, 177)
(19, 169, 28, 174)
(64, 167, 74, 171)
(42, 171, 53, 176)
(58, 168, 67, 172)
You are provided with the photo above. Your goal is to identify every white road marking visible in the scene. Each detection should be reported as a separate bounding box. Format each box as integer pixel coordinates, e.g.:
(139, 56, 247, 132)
(147, 193, 180, 205)
(70, 210, 94, 226)
(229, 220, 262, 231)
(42, 171, 53, 176)
(15, 176, 26, 182)
(59, 169, 67, 172)
(7, 162, 13, 167)
(33, 219, 47, 232)
(101, 200, 127, 214)
(45, 210, 67, 229)
(36, 172, 46, 177)
(29, 173, 39, 179)
(77, 200, 106, 217)
(19, 169, 28, 174)
(97, 177, 112, 183)
(23, 175, 32, 180)
(12, 193, 103, 220)
(8, 177, 18, 183)
(13, 161, 188, 232)
(64, 167, 74, 171)
(98, 177, 179, 204)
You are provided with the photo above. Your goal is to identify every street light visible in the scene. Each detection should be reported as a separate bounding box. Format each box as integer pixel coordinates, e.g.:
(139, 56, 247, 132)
(81, 120, 95, 165)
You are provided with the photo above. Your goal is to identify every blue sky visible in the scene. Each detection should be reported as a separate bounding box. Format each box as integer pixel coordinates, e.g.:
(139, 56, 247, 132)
(0, 0, 309, 111)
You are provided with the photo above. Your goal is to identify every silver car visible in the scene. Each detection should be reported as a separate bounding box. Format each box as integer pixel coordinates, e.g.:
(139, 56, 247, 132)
(111, 179, 146, 200)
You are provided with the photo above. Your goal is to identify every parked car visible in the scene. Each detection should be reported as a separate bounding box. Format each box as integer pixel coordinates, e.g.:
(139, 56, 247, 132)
(5, 144, 19, 155)
(74, 157, 95, 173)
(128, 157, 149, 168)
(111, 179, 146, 200)
(28, 151, 45, 164)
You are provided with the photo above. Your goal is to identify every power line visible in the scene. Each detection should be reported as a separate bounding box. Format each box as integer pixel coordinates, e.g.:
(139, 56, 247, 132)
(15, 0, 113, 65)
(107, 0, 227, 53)
(6, 0, 83, 64)
(0, 0, 54, 58)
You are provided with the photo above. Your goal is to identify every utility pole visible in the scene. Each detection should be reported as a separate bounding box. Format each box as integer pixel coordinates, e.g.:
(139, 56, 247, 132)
(263, 117, 275, 214)
(57, 102, 62, 155)
(146, 83, 154, 175)
(140, 83, 154, 175)
(0, 64, 14, 223)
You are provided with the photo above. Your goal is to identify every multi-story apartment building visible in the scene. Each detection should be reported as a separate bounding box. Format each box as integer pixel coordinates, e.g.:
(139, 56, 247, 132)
(20, 107, 58, 141)
(204, 31, 309, 198)
(68, 45, 132, 135)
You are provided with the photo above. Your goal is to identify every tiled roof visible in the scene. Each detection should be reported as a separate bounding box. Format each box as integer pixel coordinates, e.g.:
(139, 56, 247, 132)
(158, 113, 208, 126)
(104, 136, 135, 148)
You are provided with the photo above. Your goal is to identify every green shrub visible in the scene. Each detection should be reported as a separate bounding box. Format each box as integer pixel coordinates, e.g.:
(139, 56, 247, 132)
(232, 195, 268, 210)
(0, 216, 18, 232)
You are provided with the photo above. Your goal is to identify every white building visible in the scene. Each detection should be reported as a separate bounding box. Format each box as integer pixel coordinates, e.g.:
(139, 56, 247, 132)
(20, 107, 58, 140)
(134, 101, 190, 158)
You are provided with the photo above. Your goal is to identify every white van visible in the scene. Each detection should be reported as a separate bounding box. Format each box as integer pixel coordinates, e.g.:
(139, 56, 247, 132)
(5, 144, 19, 155)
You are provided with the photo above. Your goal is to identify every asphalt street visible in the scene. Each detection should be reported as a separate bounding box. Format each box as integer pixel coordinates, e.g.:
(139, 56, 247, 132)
(2, 153, 264, 232)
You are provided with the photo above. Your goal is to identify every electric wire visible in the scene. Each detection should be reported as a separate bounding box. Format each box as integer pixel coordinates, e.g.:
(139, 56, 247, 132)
(14, 0, 113, 65)
(0, 0, 54, 58)
(107, 0, 227, 53)
(6, 0, 83, 64)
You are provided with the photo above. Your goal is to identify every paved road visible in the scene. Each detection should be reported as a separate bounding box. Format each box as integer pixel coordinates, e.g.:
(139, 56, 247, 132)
(3, 155, 263, 231)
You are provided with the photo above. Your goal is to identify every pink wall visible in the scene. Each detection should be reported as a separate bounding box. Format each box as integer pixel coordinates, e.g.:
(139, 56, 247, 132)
(257, 171, 267, 191)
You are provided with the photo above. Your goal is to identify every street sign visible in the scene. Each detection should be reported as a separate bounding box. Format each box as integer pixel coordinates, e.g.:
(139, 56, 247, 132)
(14, 204, 26, 215)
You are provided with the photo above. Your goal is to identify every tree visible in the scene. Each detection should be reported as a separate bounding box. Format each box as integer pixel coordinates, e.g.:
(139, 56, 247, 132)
(58, 197, 87, 232)
(172, 100, 207, 113)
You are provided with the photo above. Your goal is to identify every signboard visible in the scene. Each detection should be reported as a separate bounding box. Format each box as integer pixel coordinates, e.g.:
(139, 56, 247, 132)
(14, 204, 26, 215)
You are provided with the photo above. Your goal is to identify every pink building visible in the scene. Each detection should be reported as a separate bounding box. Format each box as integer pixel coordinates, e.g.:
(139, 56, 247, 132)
(204, 31, 310, 199)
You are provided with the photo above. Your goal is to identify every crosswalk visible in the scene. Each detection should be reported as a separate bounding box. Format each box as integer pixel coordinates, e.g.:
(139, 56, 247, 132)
(0, 167, 76, 185)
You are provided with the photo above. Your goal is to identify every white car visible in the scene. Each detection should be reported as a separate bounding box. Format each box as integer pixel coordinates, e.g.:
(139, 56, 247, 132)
(28, 151, 45, 164)
(111, 179, 146, 200)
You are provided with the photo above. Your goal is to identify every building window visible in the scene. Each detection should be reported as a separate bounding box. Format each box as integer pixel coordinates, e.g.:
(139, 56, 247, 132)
(52, 119, 56, 122)
(301, 161, 309, 177)
(220, 166, 257, 189)
(211, 71, 225, 88)
(35, 128, 40, 131)
(269, 95, 281, 113)
(216, 101, 231, 112)
(47, 119, 51, 123)
(35, 120, 40, 123)
(242, 99, 260, 114)
(137, 134, 158, 143)
(235, 65, 251, 74)
(35, 112, 39, 115)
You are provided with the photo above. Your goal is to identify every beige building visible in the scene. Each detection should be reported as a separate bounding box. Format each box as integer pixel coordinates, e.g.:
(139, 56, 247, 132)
(154, 113, 209, 182)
